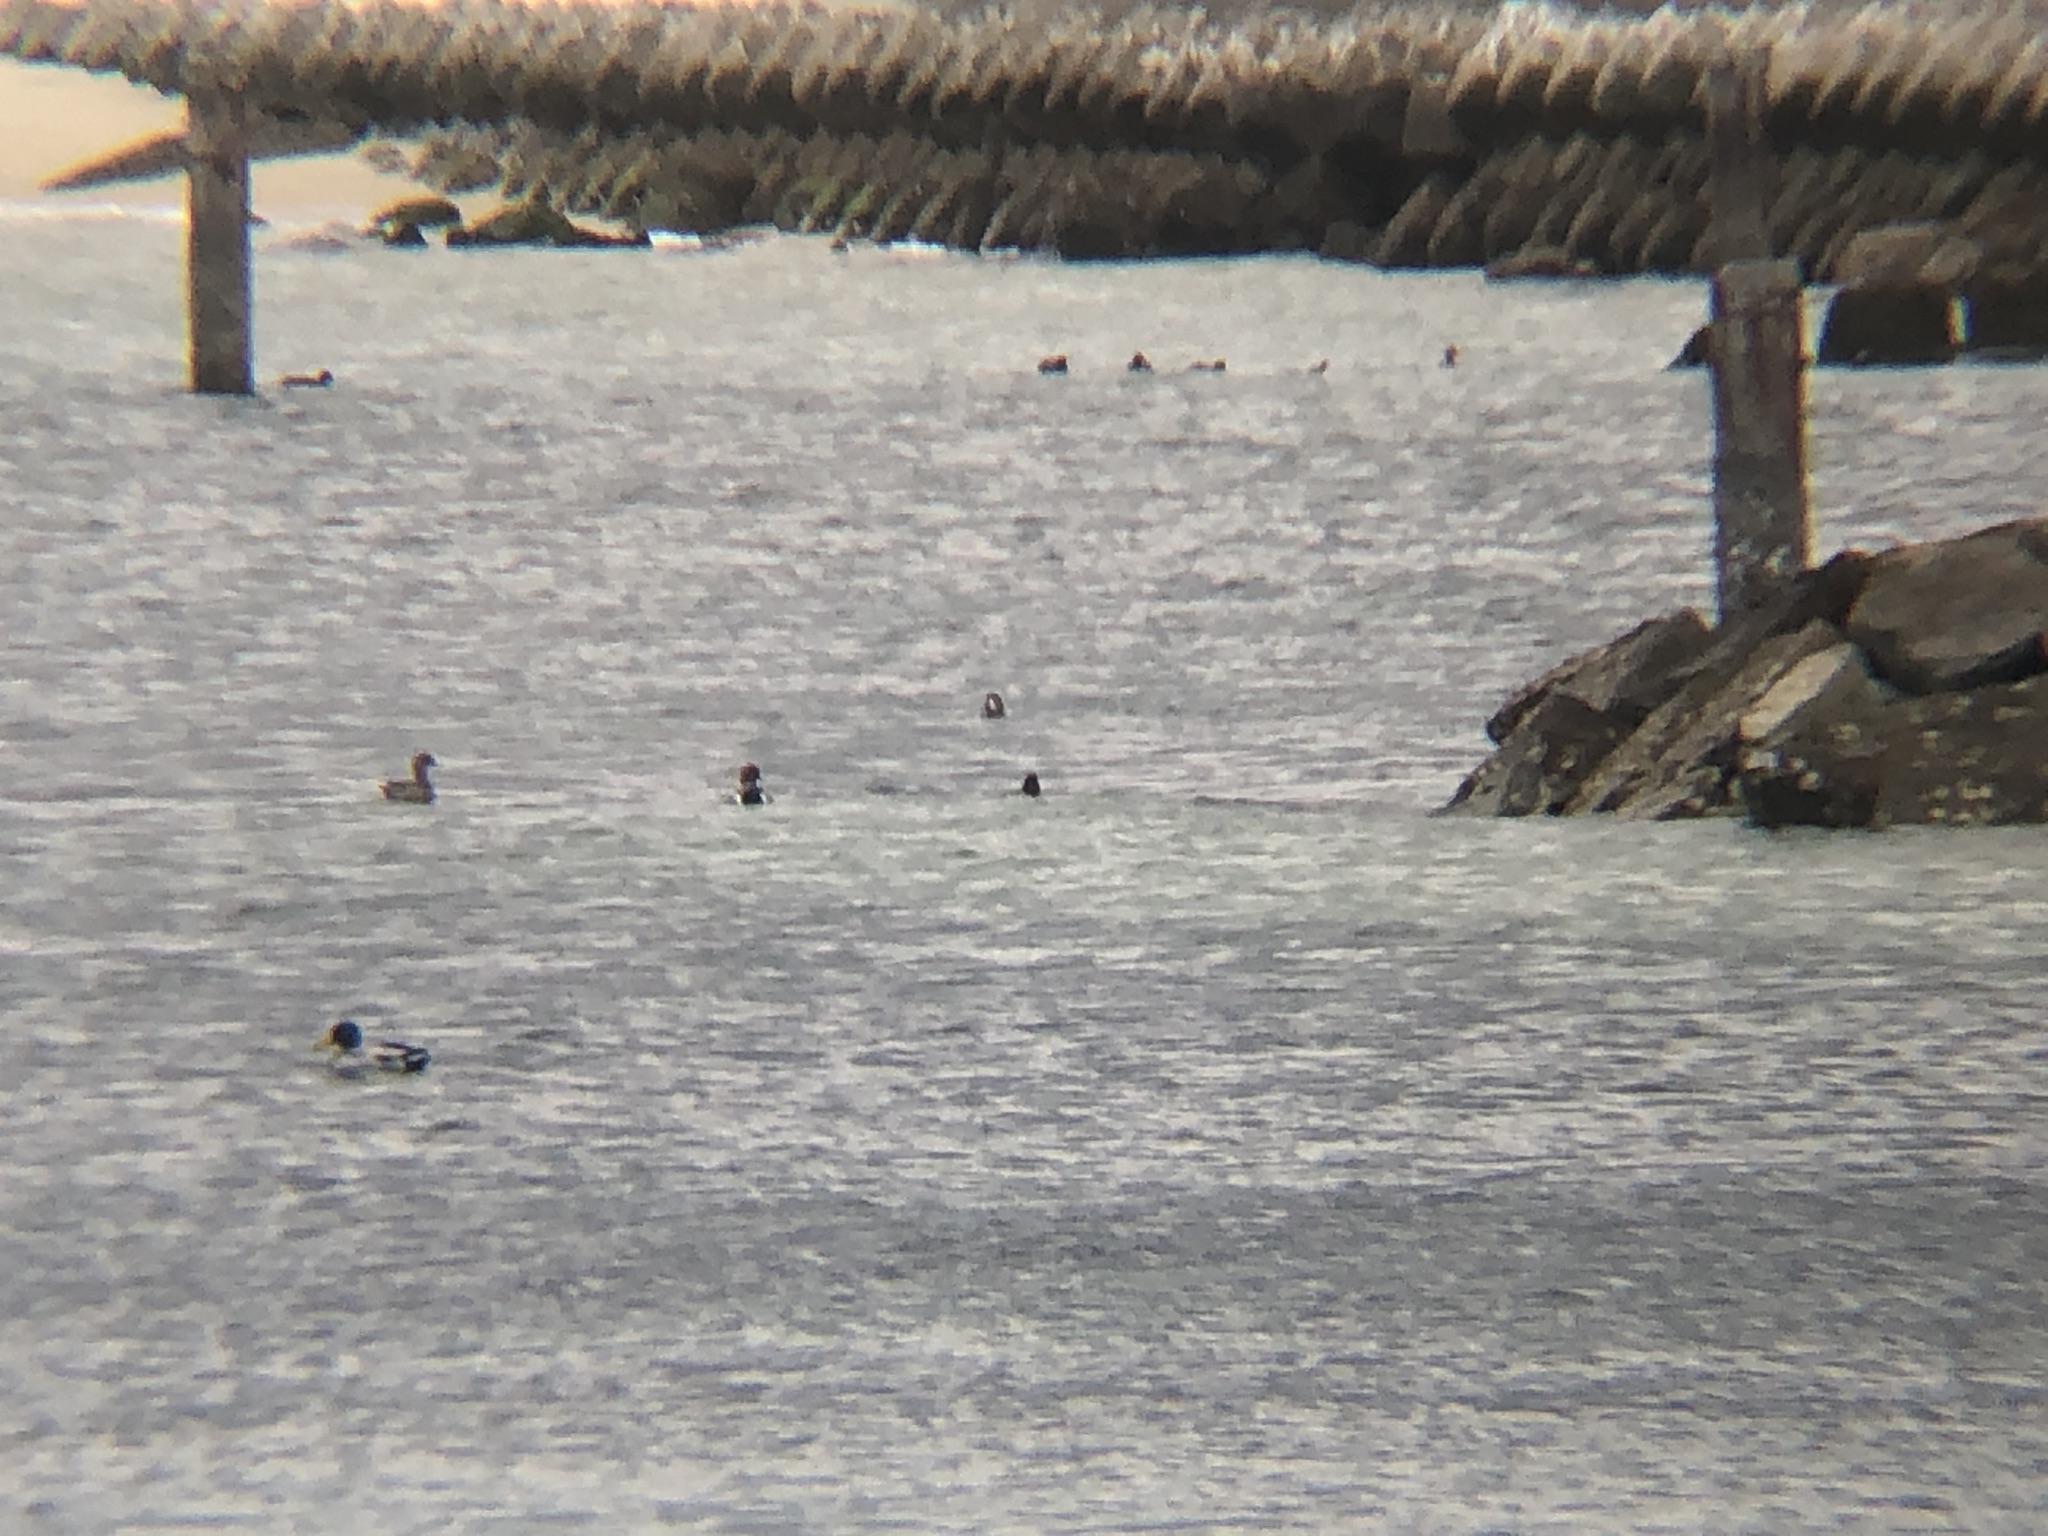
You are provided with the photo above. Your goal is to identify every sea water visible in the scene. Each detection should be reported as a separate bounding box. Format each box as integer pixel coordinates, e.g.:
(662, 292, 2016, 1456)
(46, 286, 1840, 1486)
(3, 205, 2047, 1532)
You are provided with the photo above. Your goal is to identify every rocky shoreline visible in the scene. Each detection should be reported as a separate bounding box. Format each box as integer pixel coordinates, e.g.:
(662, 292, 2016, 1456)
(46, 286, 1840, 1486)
(1445, 518, 2048, 829)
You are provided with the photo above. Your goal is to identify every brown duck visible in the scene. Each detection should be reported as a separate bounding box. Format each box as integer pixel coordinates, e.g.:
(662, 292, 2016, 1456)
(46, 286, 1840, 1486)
(380, 751, 436, 804)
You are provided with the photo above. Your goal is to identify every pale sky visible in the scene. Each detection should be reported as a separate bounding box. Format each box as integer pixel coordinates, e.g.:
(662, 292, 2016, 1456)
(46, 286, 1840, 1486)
(2, 59, 413, 214)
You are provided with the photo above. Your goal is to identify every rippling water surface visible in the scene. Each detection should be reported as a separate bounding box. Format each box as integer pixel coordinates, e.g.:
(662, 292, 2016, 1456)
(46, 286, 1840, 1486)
(5, 207, 2048, 1532)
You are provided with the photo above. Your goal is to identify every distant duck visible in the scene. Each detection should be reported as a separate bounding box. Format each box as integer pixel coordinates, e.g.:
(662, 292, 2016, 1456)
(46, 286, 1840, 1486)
(1442, 344, 1460, 368)
(1128, 352, 1153, 373)
(1309, 358, 1329, 374)
(280, 368, 334, 388)
(1020, 771, 1041, 798)
(1188, 358, 1226, 373)
(319, 1018, 430, 1076)
(982, 691, 1007, 719)
(736, 763, 769, 805)
(380, 751, 436, 804)
(1037, 354, 1069, 375)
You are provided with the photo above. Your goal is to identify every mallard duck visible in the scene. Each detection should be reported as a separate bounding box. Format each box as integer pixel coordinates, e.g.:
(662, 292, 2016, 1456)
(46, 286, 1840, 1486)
(380, 751, 436, 803)
(1021, 771, 1041, 798)
(1128, 352, 1153, 373)
(736, 763, 769, 805)
(318, 1018, 430, 1075)
(982, 691, 1006, 719)
(1037, 354, 1068, 375)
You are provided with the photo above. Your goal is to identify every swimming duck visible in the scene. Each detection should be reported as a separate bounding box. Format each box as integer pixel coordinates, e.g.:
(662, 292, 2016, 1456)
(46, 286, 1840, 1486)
(319, 1018, 430, 1075)
(1128, 352, 1153, 373)
(1021, 771, 1041, 798)
(982, 691, 1007, 719)
(1188, 358, 1226, 373)
(380, 751, 436, 803)
(1442, 344, 1460, 368)
(736, 763, 769, 805)
(1037, 354, 1069, 375)
(1308, 358, 1329, 375)
(281, 368, 334, 388)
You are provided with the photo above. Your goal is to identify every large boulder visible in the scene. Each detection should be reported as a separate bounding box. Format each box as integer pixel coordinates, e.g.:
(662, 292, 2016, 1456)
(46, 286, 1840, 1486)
(1843, 517, 2048, 693)
(1567, 618, 1845, 818)
(1449, 520, 2048, 829)
(1815, 284, 1958, 366)
(1826, 222, 1981, 290)
(1441, 690, 1639, 816)
(365, 195, 462, 247)
(1741, 669, 2048, 829)
(1965, 280, 2048, 359)
(447, 199, 649, 248)
(1446, 554, 1875, 819)
(1485, 610, 1713, 744)
(1443, 611, 1713, 816)
(1734, 644, 1895, 828)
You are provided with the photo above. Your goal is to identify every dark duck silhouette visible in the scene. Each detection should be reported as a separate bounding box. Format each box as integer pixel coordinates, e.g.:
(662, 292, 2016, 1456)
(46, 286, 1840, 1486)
(736, 763, 769, 805)
(280, 368, 334, 388)
(319, 1018, 430, 1076)
(1021, 771, 1041, 798)
(982, 691, 1007, 719)
(1128, 352, 1153, 373)
(1037, 354, 1069, 375)
(380, 751, 436, 804)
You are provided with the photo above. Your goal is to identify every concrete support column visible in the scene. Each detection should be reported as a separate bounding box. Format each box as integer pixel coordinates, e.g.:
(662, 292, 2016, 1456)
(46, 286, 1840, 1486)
(1702, 58, 1771, 268)
(185, 93, 252, 396)
(1711, 259, 1810, 621)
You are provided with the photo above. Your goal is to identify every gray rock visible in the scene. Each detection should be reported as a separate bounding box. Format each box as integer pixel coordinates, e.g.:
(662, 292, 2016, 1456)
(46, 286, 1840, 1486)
(1485, 610, 1713, 745)
(1734, 643, 1896, 828)
(1738, 642, 1889, 747)
(447, 198, 649, 248)
(1443, 691, 1635, 816)
(1815, 285, 1958, 366)
(1443, 610, 1714, 816)
(1742, 672, 2048, 828)
(1567, 619, 1845, 818)
(1872, 679, 2048, 825)
(366, 195, 462, 234)
(1844, 516, 2048, 693)
(1965, 280, 2048, 360)
(1827, 222, 1981, 291)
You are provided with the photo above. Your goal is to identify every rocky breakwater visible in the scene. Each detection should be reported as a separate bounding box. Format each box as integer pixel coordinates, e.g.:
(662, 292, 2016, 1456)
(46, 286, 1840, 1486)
(1445, 518, 2048, 829)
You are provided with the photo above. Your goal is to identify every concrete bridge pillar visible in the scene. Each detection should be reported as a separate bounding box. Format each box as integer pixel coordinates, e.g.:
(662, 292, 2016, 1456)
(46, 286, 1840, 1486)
(185, 93, 253, 395)
(1705, 55, 1808, 621)
(1712, 259, 1810, 620)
